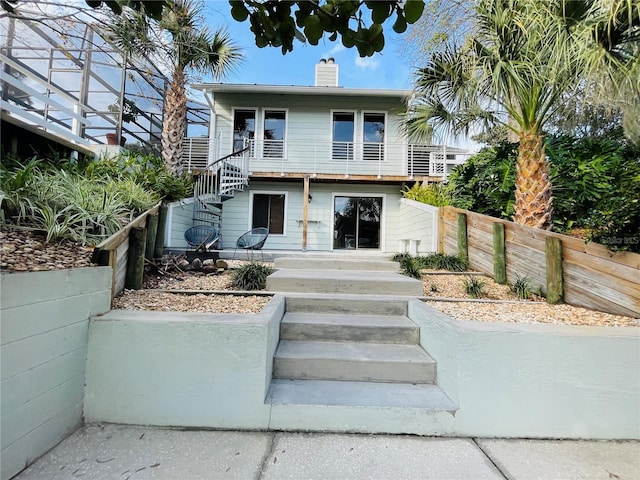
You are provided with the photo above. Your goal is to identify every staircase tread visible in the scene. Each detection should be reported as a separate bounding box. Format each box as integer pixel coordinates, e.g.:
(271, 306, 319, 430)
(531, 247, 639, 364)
(267, 379, 457, 410)
(275, 340, 434, 364)
(283, 312, 417, 329)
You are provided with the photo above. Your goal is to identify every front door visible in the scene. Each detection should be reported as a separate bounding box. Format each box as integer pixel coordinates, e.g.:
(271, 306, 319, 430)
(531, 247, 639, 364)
(333, 196, 382, 249)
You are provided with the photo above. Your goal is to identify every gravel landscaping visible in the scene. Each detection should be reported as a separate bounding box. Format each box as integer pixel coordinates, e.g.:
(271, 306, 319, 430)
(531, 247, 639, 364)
(2, 227, 637, 326)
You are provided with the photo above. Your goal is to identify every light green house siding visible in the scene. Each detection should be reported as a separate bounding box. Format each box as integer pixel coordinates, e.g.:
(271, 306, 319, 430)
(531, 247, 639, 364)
(217, 181, 402, 253)
(212, 92, 408, 177)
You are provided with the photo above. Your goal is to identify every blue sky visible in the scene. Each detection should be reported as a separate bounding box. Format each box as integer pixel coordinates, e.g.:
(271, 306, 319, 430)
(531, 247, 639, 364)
(202, 1, 415, 90)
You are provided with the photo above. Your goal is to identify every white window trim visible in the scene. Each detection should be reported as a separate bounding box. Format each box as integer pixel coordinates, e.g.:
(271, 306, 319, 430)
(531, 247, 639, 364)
(261, 107, 289, 160)
(361, 111, 388, 162)
(249, 190, 288, 236)
(330, 192, 386, 251)
(330, 109, 357, 162)
(231, 107, 258, 157)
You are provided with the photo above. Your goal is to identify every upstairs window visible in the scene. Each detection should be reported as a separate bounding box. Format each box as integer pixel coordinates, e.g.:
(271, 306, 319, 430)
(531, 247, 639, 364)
(233, 109, 256, 152)
(252, 193, 285, 234)
(363, 113, 385, 161)
(332, 112, 355, 161)
(263, 110, 286, 158)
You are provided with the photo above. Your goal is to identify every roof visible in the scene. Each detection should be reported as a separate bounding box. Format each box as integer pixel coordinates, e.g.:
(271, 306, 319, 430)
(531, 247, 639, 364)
(191, 83, 412, 99)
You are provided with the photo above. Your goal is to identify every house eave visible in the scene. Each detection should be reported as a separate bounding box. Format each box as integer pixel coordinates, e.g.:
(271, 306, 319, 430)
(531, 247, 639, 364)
(192, 83, 412, 99)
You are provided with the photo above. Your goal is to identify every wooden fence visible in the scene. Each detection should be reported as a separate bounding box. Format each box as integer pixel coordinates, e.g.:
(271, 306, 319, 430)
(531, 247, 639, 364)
(92, 202, 164, 299)
(439, 206, 640, 317)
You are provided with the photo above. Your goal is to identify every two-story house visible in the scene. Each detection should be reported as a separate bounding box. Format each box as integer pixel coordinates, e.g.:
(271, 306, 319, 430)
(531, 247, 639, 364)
(165, 60, 468, 255)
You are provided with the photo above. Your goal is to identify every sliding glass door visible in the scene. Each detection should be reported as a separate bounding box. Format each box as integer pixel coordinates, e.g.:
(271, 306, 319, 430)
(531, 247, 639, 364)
(333, 196, 382, 249)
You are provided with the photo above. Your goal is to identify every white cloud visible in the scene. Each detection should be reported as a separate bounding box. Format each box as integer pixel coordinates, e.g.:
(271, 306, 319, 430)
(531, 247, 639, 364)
(354, 56, 381, 71)
(323, 44, 347, 58)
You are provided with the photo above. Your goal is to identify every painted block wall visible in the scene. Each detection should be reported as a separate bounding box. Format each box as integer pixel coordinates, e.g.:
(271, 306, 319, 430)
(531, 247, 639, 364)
(0, 267, 112, 480)
(84, 296, 285, 429)
(398, 198, 439, 254)
(408, 300, 640, 439)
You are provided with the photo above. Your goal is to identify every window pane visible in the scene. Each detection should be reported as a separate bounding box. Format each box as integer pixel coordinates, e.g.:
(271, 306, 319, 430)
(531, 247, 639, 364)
(269, 194, 285, 234)
(252, 194, 285, 234)
(363, 113, 384, 142)
(252, 194, 270, 229)
(264, 110, 285, 140)
(234, 110, 255, 151)
(333, 112, 354, 142)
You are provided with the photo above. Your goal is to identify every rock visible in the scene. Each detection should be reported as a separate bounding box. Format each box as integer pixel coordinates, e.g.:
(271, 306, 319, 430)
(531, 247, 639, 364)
(202, 265, 218, 274)
(191, 258, 203, 271)
(177, 259, 190, 269)
(202, 259, 215, 267)
(216, 259, 228, 269)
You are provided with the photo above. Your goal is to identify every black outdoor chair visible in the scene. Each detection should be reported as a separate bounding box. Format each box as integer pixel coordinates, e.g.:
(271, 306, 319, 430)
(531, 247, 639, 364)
(184, 225, 219, 251)
(232, 227, 269, 261)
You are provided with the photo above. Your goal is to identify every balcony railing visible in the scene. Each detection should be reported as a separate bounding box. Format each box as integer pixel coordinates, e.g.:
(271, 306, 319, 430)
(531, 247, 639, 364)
(181, 137, 470, 180)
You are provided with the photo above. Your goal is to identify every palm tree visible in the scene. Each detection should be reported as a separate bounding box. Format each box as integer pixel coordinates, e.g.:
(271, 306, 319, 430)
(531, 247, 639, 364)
(107, 0, 241, 174)
(405, 0, 639, 229)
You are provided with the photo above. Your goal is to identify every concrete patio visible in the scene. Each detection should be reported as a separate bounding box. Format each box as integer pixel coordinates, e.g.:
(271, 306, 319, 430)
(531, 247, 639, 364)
(15, 424, 640, 480)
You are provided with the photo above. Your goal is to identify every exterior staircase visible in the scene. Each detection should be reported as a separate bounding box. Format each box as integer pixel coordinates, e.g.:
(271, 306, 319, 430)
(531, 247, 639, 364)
(266, 258, 456, 413)
(191, 146, 250, 244)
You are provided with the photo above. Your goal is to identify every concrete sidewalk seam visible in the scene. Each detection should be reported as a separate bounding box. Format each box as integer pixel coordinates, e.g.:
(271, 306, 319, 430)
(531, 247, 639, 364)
(472, 438, 511, 480)
(257, 431, 278, 480)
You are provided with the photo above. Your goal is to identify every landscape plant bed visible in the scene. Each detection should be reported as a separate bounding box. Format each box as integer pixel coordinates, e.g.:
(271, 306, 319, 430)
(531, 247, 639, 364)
(420, 272, 638, 327)
(2, 231, 636, 327)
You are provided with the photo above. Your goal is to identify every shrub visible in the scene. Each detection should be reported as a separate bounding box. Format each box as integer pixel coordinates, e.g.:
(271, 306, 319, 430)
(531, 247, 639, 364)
(402, 181, 451, 206)
(509, 274, 534, 300)
(463, 276, 486, 298)
(233, 262, 273, 290)
(419, 253, 467, 272)
(399, 256, 423, 279)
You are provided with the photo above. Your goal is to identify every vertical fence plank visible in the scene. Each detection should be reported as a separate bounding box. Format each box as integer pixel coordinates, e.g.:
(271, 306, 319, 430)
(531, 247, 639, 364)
(493, 222, 507, 284)
(457, 212, 468, 262)
(437, 207, 445, 253)
(546, 237, 564, 304)
(125, 226, 147, 290)
(145, 213, 159, 261)
(154, 205, 167, 258)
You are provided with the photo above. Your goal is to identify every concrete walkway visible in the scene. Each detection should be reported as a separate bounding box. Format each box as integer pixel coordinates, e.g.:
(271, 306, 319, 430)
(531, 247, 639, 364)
(15, 424, 640, 480)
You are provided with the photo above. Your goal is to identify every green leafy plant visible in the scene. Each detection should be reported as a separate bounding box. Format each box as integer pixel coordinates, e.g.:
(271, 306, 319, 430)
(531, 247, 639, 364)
(446, 143, 517, 220)
(391, 252, 412, 263)
(107, 97, 141, 123)
(0, 157, 41, 223)
(419, 253, 468, 272)
(29, 204, 83, 244)
(402, 181, 451, 206)
(463, 276, 486, 298)
(399, 256, 423, 279)
(509, 273, 534, 300)
(232, 262, 273, 290)
(430, 283, 439, 293)
(84, 151, 193, 201)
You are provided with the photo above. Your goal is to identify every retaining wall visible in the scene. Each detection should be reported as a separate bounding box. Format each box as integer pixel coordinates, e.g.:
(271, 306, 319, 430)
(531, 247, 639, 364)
(81, 295, 639, 439)
(0, 267, 112, 480)
(409, 299, 640, 439)
(83, 296, 284, 428)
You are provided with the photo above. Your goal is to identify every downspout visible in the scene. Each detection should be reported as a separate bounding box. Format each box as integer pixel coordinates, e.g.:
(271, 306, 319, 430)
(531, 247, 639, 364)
(202, 88, 216, 167)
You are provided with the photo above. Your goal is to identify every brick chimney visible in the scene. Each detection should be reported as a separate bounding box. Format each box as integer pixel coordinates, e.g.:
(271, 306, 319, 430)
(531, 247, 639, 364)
(315, 58, 338, 87)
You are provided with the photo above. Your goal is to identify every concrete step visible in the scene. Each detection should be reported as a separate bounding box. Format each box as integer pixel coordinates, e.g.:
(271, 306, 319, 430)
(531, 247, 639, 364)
(281, 312, 419, 344)
(285, 294, 408, 316)
(274, 257, 399, 272)
(274, 340, 436, 384)
(267, 379, 456, 411)
(267, 269, 423, 296)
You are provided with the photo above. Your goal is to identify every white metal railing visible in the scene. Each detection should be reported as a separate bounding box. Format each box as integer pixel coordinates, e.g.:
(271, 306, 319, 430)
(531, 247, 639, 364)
(1, 53, 91, 146)
(183, 137, 210, 171)
(181, 137, 470, 180)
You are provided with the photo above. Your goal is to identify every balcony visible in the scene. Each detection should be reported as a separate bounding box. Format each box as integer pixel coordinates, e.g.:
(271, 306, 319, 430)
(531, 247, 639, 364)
(182, 137, 470, 181)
